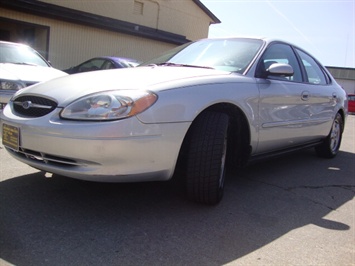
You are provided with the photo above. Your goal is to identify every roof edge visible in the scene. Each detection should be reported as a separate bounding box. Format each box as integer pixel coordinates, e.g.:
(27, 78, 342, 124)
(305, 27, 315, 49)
(326, 66, 355, 71)
(192, 0, 221, 24)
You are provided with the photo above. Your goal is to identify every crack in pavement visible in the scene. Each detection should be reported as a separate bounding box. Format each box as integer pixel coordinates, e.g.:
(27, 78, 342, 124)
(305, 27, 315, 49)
(249, 178, 355, 211)
(286, 185, 355, 194)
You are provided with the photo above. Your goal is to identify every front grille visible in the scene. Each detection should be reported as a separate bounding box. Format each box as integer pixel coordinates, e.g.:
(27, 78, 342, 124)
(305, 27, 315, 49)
(13, 95, 57, 117)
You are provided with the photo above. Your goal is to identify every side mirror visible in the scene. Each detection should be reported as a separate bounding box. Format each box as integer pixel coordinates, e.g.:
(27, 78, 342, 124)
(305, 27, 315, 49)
(268, 63, 294, 77)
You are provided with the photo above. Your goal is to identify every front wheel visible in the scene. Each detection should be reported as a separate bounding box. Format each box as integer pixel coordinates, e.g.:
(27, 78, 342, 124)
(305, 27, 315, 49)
(186, 111, 229, 205)
(315, 113, 343, 158)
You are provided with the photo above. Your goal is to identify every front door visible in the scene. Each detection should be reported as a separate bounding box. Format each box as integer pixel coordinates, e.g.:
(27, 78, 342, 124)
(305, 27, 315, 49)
(255, 42, 322, 154)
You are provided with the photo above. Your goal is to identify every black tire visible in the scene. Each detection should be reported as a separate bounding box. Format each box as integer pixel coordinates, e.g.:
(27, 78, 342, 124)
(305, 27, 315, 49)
(186, 111, 229, 205)
(315, 113, 343, 158)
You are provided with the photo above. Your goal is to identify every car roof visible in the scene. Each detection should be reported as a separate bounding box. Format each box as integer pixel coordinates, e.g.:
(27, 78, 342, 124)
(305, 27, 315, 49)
(199, 36, 298, 46)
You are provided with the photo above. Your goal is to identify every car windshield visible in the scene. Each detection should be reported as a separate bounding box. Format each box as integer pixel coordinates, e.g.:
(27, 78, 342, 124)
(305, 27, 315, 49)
(0, 43, 49, 67)
(141, 38, 264, 73)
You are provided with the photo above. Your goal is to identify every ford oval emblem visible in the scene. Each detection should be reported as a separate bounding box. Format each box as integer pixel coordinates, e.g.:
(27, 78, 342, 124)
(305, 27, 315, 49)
(22, 101, 32, 109)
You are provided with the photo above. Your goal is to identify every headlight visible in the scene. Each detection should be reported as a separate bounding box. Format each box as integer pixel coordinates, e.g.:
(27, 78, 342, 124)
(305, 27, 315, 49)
(0, 80, 26, 90)
(60, 90, 157, 121)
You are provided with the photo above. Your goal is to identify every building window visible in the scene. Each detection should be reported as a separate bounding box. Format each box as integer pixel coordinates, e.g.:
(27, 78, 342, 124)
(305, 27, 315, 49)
(134, 1, 144, 15)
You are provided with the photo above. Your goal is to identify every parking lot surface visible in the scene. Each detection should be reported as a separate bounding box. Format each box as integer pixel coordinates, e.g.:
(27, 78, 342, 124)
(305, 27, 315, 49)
(0, 115, 354, 265)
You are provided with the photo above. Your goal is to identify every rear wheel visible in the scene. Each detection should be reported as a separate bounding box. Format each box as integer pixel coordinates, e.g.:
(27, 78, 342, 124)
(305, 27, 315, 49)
(186, 111, 229, 205)
(315, 113, 343, 158)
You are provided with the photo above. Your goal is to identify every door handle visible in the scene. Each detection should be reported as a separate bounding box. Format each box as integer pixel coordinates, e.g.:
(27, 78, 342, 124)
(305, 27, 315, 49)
(301, 91, 310, 101)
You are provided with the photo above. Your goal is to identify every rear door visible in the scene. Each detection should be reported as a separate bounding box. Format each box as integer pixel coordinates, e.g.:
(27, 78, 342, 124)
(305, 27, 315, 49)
(294, 48, 336, 134)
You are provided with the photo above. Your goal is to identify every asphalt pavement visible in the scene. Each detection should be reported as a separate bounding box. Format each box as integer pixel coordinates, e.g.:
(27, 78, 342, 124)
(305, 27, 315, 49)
(0, 115, 354, 266)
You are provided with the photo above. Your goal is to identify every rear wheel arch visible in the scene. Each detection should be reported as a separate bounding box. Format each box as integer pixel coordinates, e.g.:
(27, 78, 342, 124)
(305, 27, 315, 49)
(338, 109, 346, 131)
(315, 111, 344, 158)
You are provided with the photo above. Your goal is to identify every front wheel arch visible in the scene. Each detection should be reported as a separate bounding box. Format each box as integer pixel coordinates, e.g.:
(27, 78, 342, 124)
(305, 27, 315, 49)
(174, 104, 251, 204)
(185, 111, 229, 204)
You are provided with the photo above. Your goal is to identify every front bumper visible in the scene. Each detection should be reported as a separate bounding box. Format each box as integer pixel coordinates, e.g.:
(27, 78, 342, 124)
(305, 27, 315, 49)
(1, 107, 190, 182)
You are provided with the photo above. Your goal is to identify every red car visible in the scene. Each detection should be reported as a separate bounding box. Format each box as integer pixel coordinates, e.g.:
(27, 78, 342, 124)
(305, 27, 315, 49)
(348, 94, 355, 113)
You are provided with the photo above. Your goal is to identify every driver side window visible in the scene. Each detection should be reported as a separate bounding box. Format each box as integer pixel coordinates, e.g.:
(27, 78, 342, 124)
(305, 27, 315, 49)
(257, 43, 302, 82)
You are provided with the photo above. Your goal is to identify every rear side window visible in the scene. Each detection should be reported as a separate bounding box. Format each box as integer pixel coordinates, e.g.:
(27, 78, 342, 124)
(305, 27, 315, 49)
(296, 49, 328, 85)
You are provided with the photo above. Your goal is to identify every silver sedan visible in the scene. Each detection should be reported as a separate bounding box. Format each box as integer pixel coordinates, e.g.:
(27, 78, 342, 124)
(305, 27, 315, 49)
(0, 38, 347, 204)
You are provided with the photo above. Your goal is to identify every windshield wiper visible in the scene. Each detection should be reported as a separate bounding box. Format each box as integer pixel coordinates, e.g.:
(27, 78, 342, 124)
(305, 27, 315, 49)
(7, 62, 38, 66)
(152, 62, 214, 69)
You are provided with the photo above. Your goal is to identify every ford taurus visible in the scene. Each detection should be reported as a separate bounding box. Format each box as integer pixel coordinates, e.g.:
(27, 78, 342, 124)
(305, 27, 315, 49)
(0, 38, 347, 204)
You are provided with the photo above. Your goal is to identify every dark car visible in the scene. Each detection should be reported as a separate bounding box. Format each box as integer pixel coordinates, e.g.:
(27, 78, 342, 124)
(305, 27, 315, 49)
(63, 56, 141, 74)
(348, 94, 355, 113)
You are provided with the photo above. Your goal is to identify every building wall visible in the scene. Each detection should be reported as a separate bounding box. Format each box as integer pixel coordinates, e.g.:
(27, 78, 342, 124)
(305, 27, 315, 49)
(0, 7, 177, 69)
(336, 79, 355, 95)
(40, 0, 212, 40)
(327, 67, 355, 95)
(0, 0, 216, 69)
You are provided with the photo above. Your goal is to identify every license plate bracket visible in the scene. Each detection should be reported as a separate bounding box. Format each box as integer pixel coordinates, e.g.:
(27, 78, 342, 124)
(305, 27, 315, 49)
(2, 124, 20, 151)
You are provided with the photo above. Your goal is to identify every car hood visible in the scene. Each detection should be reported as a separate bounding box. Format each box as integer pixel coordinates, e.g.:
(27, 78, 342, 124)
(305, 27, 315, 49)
(14, 66, 238, 106)
(0, 63, 67, 83)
